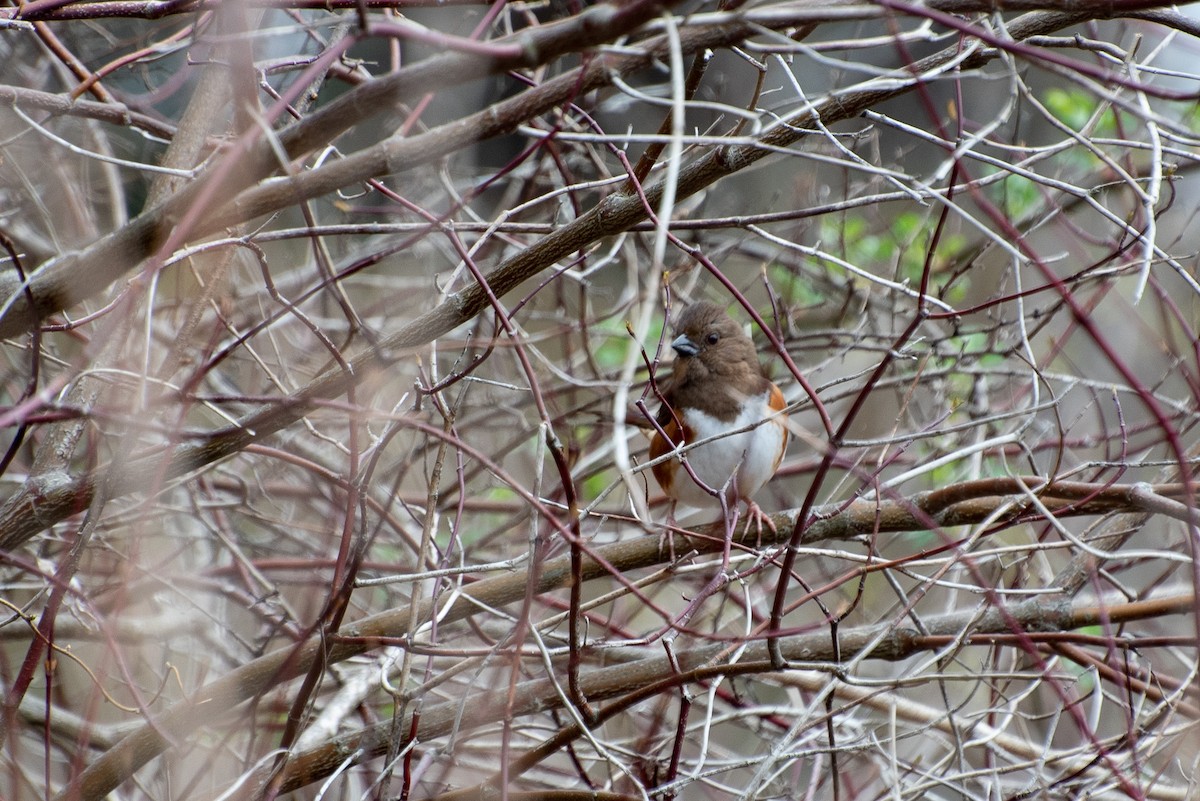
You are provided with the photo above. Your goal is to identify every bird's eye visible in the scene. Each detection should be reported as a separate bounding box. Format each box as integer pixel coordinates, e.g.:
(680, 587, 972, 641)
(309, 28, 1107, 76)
(706, 332, 720, 345)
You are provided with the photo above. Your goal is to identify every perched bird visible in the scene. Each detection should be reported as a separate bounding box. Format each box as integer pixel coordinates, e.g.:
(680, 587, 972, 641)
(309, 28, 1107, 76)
(649, 301, 789, 528)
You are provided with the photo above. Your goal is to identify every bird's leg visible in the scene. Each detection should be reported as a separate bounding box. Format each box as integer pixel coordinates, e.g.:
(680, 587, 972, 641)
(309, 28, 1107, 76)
(658, 500, 679, 562)
(727, 451, 776, 549)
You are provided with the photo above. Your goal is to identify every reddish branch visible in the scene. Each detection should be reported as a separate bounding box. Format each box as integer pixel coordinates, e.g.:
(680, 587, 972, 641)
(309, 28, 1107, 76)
(50, 480, 1191, 800)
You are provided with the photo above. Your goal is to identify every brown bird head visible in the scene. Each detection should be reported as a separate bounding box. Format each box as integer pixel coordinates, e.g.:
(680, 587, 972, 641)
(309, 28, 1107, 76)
(658, 301, 771, 423)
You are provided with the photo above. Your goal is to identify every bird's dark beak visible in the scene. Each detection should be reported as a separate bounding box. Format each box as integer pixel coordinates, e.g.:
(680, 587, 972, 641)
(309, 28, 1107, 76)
(671, 334, 700, 357)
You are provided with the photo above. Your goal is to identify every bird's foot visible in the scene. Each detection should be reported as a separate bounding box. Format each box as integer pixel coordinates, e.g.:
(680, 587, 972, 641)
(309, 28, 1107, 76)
(741, 501, 777, 549)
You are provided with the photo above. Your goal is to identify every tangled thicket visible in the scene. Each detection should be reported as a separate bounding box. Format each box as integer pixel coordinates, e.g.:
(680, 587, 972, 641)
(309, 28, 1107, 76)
(0, 0, 1198, 799)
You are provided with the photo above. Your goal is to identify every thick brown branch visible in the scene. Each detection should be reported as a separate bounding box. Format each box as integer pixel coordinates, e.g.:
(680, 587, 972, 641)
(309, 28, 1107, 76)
(0, 0, 673, 339)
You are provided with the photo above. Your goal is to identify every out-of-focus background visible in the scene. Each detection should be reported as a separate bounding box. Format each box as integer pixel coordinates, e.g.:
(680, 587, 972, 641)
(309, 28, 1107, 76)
(0, 2, 1198, 799)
